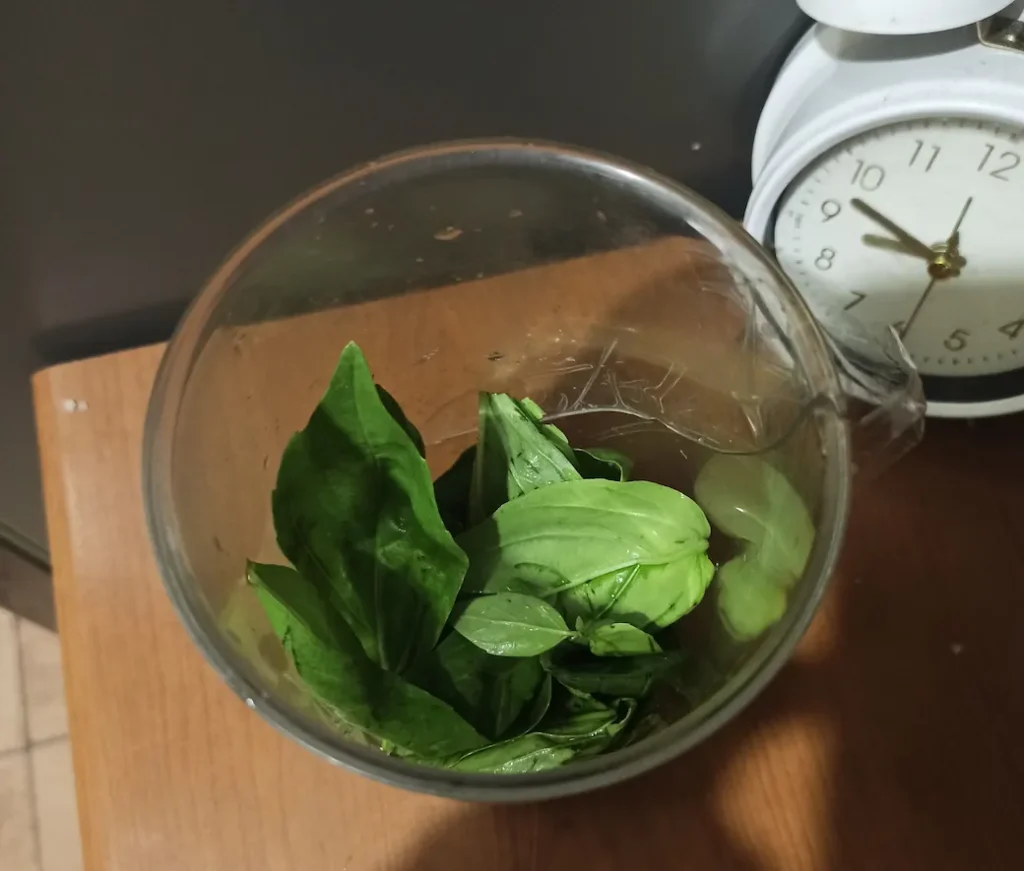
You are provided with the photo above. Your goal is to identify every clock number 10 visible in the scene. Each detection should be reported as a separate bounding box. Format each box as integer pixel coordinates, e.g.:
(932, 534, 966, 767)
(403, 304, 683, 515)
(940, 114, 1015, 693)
(850, 160, 885, 191)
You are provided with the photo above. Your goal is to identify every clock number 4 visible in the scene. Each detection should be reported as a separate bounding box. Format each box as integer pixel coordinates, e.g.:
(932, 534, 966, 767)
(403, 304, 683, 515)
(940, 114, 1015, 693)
(909, 140, 940, 172)
(999, 318, 1024, 340)
(978, 144, 1021, 181)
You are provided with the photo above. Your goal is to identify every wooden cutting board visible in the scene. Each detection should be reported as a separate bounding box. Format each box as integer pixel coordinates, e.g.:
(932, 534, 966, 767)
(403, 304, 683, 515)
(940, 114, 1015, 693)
(33, 326, 1024, 870)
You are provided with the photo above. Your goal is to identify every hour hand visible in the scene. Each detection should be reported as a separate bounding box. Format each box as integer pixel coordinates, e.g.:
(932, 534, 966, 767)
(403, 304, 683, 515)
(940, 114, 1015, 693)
(851, 198, 937, 261)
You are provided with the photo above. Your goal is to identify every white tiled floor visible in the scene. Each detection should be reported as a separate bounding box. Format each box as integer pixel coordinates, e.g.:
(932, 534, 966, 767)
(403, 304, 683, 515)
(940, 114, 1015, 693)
(0, 604, 83, 871)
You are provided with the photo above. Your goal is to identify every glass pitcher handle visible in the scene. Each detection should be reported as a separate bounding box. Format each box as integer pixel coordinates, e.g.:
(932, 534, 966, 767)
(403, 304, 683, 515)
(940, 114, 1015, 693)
(822, 318, 926, 478)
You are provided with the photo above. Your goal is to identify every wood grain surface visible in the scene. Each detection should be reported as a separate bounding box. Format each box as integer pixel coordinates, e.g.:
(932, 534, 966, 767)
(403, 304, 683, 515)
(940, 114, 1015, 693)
(33, 264, 1024, 869)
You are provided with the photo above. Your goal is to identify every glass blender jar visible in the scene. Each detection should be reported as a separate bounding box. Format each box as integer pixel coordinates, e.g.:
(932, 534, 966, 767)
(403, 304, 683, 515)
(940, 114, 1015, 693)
(143, 140, 923, 801)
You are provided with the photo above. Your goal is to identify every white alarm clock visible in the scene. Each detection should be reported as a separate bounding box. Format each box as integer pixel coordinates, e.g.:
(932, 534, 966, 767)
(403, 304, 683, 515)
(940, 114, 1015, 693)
(745, 6, 1024, 417)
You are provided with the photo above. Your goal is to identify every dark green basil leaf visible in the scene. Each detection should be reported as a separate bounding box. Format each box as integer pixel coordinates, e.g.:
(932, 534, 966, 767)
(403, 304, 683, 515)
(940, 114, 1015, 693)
(543, 648, 687, 698)
(446, 693, 635, 774)
(460, 479, 715, 629)
(247, 562, 487, 758)
(507, 672, 553, 737)
(716, 552, 788, 640)
(376, 385, 425, 457)
(694, 455, 814, 586)
(433, 446, 475, 536)
(574, 447, 633, 482)
(468, 393, 580, 525)
(272, 341, 468, 673)
(453, 592, 574, 657)
(585, 621, 662, 656)
(407, 630, 544, 739)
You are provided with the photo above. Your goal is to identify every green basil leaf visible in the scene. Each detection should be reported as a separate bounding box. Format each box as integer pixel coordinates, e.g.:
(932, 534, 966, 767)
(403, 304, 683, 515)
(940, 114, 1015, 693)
(468, 393, 580, 525)
(542, 649, 686, 698)
(445, 693, 635, 774)
(375, 385, 425, 457)
(433, 446, 475, 536)
(694, 455, 814, 587)
(272, 341, 468, 673)
(574, 447, 633, 482)
(247, 562, 487, 758)
(585, 621, 662, 656)
(507, 672, 553, 737)
(716, 552, 788, 640)
(407, 630, 544, 739)
(452, 592, 574, 657)
(459, 479, 715, 628)
(517, 397, 576, 457)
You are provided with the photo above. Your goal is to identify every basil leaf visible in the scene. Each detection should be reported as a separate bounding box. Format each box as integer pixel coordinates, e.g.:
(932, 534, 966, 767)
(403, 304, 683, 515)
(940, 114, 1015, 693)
(694, 455, 814, 586)
(375, 385, 425, 457)
(433, 446, 475, 536)
(716, 552, 788, 640)
(585, 621, 662, 656)
(574, 447, 633, 482)
(543, 649, 686, 698)
(446, 693, 635, 774)
(468, 393, 580, 525)
(453, 592, 575, 657)
(460, 479, 715, 628)
(247, 562, 487, 758)
(272, 342, 468, 673)
(508, 672, 553, 737)
(407, 630, 545, 739)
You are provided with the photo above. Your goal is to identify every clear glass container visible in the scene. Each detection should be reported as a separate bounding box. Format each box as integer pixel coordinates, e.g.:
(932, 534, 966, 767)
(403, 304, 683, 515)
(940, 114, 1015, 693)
(143, 140, 924, 801)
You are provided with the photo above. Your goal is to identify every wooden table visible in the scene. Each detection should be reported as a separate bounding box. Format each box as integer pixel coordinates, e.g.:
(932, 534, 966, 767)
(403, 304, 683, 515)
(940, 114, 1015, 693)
(33, 332, 1024, 870)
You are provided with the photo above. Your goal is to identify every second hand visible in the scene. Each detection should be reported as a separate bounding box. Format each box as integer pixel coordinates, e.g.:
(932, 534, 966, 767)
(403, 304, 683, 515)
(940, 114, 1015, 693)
(900, 196, 973, 340)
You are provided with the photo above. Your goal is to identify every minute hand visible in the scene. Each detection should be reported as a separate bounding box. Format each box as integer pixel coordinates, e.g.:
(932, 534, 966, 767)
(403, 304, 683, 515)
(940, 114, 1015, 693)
(850, 198, 937, 261)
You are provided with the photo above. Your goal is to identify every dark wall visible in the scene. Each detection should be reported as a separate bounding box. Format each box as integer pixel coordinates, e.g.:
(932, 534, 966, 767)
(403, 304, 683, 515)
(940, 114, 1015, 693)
(0, 0, 806, 549)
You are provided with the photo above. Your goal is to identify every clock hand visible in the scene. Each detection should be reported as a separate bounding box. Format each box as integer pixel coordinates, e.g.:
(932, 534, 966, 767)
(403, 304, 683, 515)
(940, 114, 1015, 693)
(901, 197, 973, 339)
(899, 277, 938, 340)
(851, 198, 937, 262)
(862, 233, 967, 270)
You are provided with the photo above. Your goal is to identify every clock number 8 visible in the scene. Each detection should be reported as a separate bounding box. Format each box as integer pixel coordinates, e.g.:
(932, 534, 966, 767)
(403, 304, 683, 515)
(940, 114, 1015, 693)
(815, 248, 836, 271)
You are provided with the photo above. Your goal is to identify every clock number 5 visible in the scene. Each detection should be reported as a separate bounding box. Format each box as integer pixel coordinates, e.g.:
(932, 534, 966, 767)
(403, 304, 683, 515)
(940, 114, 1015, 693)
(978, 143, 1020, 181)
(944, 329, 969, 352)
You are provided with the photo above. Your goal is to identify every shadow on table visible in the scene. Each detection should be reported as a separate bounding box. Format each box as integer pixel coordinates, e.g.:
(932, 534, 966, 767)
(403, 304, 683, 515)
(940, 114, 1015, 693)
(392, 412, 1024, 869)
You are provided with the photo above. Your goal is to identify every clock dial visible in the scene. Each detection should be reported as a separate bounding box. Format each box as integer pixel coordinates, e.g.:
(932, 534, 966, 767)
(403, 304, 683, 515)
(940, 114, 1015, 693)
(772, 117, 1024, 380)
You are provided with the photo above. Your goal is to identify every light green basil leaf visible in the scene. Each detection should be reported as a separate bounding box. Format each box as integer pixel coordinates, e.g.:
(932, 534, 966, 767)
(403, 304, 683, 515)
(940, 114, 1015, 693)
(517, 397, 576, 457)
(574, 446, 633, 482)
(460, 479, 715, 627)
(468, 393, 580, 525)
(694, 455, 814, 587)
(271, 342, 468, 673)
(543, 649, 687, 698)
(446, 693, 635, 774)
(716, 552, 788, 640)
(247, 562, 487, 758)
(585, 621, 662, 656)
(407, 630, 544, 740)
(433, 446, 475, 536)
(453, 592, 574, 657)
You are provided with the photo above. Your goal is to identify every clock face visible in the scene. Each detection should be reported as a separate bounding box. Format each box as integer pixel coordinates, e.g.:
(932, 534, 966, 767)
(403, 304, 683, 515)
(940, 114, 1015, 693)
(771, 116, 1024, 405)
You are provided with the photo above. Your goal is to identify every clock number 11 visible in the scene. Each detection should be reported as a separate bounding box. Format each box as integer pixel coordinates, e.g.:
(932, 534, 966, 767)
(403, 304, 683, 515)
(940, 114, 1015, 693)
(909, 140, 940, 172)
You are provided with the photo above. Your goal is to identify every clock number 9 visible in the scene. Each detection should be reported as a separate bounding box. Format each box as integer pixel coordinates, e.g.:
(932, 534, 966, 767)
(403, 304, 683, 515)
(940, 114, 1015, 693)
(814, 248, 836, 271)
(820, 199, 841, 222)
